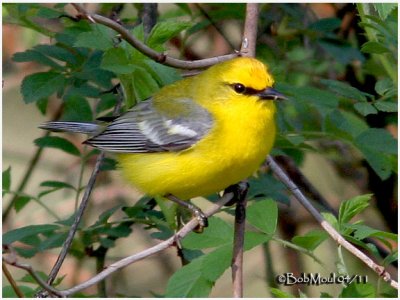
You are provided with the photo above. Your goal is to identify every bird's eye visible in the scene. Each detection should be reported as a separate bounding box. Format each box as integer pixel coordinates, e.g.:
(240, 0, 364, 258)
(233, 83, 246, 94)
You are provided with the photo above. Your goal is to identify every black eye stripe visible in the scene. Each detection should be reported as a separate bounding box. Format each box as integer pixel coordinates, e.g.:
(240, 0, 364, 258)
(229, 83, 264, 96)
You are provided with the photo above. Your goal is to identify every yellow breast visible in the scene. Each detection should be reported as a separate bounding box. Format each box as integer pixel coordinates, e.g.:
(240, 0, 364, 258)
(117, 99, 276, 200)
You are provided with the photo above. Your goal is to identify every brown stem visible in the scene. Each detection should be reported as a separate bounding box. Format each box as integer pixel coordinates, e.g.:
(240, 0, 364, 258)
(2, 261, 25, 297)
(240, 3, 260, 57)
(71, 3, 239, 70)
(267, 156, 398, 290)
(231, 182, 249, 298)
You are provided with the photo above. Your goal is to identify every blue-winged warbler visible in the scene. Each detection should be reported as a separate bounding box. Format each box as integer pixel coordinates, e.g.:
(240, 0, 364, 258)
(40, 57, 285, 224)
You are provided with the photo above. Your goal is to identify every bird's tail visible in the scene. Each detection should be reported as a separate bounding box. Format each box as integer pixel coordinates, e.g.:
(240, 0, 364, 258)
(39, 121, 101, 135)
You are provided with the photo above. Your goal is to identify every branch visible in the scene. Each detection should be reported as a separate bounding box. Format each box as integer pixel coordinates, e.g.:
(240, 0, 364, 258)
(58, 192, 234, 297)
(230, 182, 249, 298)
(140, 3, 158, 38)
(3, 254, 63, 297)
(2, 261, 25, 297)
(45, 152, 105, 287)
(71, 3, 239, 70)
(240, 3, 260, 56)
(230, 4, 260, 297)
(41, 86, 125, 292)
(267, 156, 399, 290)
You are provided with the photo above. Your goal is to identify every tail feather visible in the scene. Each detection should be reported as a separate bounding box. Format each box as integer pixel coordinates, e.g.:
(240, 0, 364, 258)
(39, 121, 101, 135)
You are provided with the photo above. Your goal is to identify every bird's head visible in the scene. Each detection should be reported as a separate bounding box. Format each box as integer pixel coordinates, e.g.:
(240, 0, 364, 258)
(199, 57, 286, 103)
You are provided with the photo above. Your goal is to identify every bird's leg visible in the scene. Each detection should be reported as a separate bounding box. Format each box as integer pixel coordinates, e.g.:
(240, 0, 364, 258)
(222, 181, 250, 206)
(165, 194, 208, 231)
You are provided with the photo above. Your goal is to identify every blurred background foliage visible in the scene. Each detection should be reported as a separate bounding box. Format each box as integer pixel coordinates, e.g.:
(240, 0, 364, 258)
(2, 3, 398, 298)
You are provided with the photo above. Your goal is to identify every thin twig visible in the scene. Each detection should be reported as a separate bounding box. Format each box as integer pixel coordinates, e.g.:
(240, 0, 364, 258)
(45, 152, 106, 287)
(273, 155, 395, 266)
(230, 4, 260, 298)
(3, 256, 63, 297)
(266, 156, 399, 290)
(58, 192, 234, 296)
(71, 3, 239, 70)
(2, 261, 25, 297)
(141, 3, 158, 38)
(194, 4, 236, 50)
(43, 87, 124, 289)
(240, 3, 259, 57)
(230, 182, 249, 298)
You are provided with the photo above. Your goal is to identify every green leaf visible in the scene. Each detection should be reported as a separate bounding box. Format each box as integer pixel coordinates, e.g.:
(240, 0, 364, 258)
(247, 173, 289, 204)
(101, 224, 132, 238)
(34, 44, 78, 65)
(290, 86, 339, 115)
(182, 217, 233, 249)
(375, 78, 395, 96)
(324, 110, 368, 139)
(2, 167, 11, 195)
(3, 285, 36, 298)
(99, 157, 117, 171)
(308, 18, 341, 32)
(77, 51, 114, 88)
(374, 101, 397, 114)
(74, 23, 114, 50)
(355, 128, 397, 155)
(3, 224, 60, 244)
(353, 102, 378, 116)
(37, 232, 68, 251)
(340, 282, 376, 298)
(383, 249, 398, 266)
(65, 84, 101, 99)
(247, 199, 278, 235)
(95, 205, 122, 225)
(12, 49, 63, 69)
(270, 288, 295, 298)
(244, 231, 271, 250)
(21, 71, 65, 103)
(201, 245, 232, 281)
(131, 66, 160, 101)
(292, 230, 329, 251)
(34, 136, 81, 156)
(175, 3, 193, 16)
(320, 292, 334, 298)
(96, 94, 117, 114)
(19, 271, 48, 283)
(321, 212, 339, 231)
(165, 258, 213, 297)
(358, 146, 393, 180)
(373, 3, 397, 20)
(14, 196, 32, 212)
(62, 95, 93, 121)
(318, 40, 365, 65)
(100, 237, 115, 248)
(101, 47, 136, 74)
(348, 223, 397, 243)
(40, 180, 75, 190)
(36, 98, 48, 115)
(141, 59, 182, 85)
(361, 41, 390, 54)
(320, 79, 367, 102)
(338, 194, 372, 226)
(166, 245, 232, 297)
(147, 20, 192, 49)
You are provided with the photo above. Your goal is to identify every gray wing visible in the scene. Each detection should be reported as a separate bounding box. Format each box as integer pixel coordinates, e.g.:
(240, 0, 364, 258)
(85, 98, 214, 153)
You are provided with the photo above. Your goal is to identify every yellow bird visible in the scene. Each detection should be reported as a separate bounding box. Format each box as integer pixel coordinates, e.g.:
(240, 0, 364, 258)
(40, 57, 285, 227)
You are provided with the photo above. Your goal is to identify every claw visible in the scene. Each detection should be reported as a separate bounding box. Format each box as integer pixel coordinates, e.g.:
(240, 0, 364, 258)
(165, 194, 208, 233)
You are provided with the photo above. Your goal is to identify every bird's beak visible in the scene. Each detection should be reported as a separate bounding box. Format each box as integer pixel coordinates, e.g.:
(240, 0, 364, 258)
(257, 88, 287, 101)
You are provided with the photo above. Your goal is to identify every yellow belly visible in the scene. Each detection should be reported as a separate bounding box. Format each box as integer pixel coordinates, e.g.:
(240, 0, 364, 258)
(117, 101, 276, 200)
